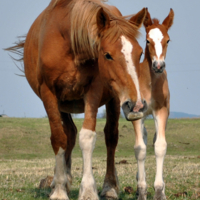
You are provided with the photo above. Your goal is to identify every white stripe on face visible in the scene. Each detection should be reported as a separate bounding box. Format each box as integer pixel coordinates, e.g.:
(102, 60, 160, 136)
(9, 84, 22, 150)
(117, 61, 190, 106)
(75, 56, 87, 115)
(121, 35, 141, 102)
(149, 28, 164, 59)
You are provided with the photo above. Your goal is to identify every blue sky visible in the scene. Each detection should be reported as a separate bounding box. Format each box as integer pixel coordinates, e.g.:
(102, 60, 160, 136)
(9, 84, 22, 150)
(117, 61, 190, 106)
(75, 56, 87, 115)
(0, 0, 200, 118)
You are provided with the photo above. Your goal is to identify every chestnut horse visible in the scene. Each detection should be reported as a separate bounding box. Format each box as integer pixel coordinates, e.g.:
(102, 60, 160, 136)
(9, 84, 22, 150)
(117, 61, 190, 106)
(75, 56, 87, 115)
(7, 0, 147, 199)
(131, 8, 174, 200)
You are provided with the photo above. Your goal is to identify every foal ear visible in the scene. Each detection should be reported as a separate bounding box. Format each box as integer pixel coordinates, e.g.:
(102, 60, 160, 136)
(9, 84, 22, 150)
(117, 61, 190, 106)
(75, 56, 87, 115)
(96, 8, 110, 31)
(143, 8, 153, 28)
(162, 8, 174, 30)
(129, 8, 147, 28)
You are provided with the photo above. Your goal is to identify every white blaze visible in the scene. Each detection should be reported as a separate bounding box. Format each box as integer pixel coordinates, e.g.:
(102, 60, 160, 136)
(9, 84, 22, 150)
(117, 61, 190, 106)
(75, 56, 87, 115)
(121, 35, 141, 102)
(149, 28, 164, 59)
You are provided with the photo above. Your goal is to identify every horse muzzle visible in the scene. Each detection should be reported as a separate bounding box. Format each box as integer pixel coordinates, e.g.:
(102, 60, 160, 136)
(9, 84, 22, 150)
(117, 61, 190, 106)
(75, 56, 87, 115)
(122, 99, 147, 121)
(152, 61, 165, 73)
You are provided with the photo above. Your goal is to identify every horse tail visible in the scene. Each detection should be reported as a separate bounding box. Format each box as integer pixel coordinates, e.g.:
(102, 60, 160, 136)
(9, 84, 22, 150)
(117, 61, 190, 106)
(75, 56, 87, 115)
(4, 36, 26, 76)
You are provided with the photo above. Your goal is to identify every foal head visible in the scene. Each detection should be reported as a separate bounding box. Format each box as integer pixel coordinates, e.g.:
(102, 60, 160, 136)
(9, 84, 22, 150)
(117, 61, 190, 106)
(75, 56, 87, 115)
(96, 8, 147, 120)
(144, 8, 174, 73)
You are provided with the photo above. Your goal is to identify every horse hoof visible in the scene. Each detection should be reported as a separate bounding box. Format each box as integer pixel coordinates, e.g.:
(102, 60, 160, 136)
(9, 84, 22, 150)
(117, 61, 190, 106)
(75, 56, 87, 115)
(101, 187, 118, 199)
(50, 185, 69, 200)
(79, 189, 99, 200)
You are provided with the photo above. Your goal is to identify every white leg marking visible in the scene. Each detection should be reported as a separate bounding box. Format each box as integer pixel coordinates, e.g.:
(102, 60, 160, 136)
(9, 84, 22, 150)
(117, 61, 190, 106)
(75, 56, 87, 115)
(50, 148, 69, 200)
(149, 28, 164, 59)
(153, 114, 167, 199)
(121, 35, 141, 103)
(133, 120, 147, 199)
(79, 128, 99, 200)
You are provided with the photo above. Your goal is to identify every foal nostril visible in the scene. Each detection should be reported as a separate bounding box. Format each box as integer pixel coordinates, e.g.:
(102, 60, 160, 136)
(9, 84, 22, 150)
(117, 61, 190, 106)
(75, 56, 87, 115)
(152, 61, 165, 73)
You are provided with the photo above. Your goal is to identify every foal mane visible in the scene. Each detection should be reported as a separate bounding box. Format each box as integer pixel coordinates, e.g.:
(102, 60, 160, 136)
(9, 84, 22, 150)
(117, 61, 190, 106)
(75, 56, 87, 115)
(152, 18, 160, 25)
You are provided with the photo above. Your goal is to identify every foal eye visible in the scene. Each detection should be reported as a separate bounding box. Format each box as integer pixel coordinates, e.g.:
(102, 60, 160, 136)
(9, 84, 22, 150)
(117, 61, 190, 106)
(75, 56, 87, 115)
(146, 40, 150, 44)
(167, 40, 170, 44)
(105, 53, 113, 60)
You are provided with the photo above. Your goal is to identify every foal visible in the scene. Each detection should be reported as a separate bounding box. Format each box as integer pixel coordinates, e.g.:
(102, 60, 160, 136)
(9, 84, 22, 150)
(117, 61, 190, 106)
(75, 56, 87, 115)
(132, 8, 174, 200)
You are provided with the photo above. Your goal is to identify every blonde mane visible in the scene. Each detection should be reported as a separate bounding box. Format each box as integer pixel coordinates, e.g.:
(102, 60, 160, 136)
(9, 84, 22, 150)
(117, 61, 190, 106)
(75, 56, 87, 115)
(56, 0, 140, 64)
(7, 0, 140, 66)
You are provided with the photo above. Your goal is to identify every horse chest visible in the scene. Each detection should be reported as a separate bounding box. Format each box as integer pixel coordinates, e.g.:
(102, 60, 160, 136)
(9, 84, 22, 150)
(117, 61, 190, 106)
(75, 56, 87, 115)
(55, 68, 97, 101)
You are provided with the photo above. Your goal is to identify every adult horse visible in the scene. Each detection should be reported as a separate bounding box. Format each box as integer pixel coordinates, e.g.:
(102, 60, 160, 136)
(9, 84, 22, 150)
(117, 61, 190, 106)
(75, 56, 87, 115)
(132, 8, 174, 200)
(7, 0, 147, 199)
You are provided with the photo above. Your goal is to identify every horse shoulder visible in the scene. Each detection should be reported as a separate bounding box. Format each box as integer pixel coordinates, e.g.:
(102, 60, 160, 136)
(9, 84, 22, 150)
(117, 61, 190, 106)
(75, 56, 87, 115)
(139, 62, 152, 104)
(24, 9, 48, 97)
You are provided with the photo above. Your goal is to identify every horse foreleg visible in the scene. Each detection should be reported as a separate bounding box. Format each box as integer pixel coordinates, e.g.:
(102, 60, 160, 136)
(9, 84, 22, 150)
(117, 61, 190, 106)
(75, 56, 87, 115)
(132, 119, 147, 200)
(101, 98, 120, 199)
(41, 84, 69, 200)
(61, 112, 77, 194)
(78, 78, 102, 200)
(153, 109, 168, 200)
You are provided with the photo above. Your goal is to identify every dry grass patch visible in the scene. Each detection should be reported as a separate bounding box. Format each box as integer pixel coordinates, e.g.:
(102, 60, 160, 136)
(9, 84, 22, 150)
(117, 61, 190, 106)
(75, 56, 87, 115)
(0, 155, 199, 199)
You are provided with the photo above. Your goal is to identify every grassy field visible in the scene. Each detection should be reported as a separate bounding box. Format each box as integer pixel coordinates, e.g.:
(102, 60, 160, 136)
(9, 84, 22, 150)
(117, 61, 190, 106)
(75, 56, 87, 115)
(0, 118, 200, 199)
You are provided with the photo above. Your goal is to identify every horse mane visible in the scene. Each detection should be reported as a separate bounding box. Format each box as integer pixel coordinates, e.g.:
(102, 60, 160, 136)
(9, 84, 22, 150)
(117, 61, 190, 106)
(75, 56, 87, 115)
(68, 0, 140, 64)
(5, 0, 140, 67)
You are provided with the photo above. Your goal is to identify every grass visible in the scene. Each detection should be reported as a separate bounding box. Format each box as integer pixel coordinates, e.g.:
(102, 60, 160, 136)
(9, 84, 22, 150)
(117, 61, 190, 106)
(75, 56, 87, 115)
(0, 118, 200, 199)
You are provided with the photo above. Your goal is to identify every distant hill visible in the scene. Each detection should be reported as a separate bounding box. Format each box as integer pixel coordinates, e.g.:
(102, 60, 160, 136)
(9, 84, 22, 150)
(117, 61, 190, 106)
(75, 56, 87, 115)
(169, 112, 200, 119)
(119, 111, 200, 119)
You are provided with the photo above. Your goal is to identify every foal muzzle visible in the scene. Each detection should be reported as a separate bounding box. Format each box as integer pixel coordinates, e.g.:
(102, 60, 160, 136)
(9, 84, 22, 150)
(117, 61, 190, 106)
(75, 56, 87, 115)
(152, 61, 166, 73)
(122, 100, 147, 121)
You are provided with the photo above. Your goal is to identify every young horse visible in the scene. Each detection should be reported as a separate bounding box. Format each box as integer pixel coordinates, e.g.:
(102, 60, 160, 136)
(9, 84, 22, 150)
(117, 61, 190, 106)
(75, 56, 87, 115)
(7, 0, 147, 200)
(131, 8, 174, 200)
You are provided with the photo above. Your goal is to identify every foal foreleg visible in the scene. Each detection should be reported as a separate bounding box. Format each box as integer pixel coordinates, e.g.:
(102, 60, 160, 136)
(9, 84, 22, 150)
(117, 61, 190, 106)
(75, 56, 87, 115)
(41, 84, 69, 200)
(101, 98, 120, 199)
(132, 120, 147, 200)
(136, 124, 147, 181)
(153, 109, 168, 200)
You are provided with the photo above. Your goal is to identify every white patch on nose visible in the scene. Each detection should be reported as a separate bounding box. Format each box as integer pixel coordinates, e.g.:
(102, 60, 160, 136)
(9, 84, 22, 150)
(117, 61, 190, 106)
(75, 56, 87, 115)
(149, 28, 164, 59)
(121, 35, 141, 102)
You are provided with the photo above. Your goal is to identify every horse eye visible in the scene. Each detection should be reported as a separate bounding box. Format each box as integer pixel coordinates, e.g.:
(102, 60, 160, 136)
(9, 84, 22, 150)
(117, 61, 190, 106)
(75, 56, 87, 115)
(167, 40, 170, 44)
(146, 40, 150, 44)
(105, 53, 113, 60)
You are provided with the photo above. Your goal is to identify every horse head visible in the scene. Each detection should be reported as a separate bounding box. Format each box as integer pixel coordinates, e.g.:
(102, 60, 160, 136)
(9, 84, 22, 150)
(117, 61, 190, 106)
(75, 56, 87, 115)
(96, 8, 147, 120)
(144, 8, 174, 73)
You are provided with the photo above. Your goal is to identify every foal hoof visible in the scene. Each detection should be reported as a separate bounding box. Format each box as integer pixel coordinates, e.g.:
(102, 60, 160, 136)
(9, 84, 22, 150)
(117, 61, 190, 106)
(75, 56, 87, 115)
(153, 192, 166, 200)
(154, 186, 166, 200)
(127, 112, 144, 121)
(136, 187, 147, 200)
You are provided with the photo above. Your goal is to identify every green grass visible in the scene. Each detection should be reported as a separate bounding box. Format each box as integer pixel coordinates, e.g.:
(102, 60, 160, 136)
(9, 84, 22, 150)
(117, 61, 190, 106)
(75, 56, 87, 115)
(0, 118, 200, 199)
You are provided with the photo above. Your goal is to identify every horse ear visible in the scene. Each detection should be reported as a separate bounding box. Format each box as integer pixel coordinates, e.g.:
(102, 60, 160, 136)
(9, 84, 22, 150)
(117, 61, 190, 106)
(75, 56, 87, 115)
(162, 8, 174, 30)
(96, 8, 110, 31)
(129, 8, 147, 28)
(143, 8, 153, 28)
